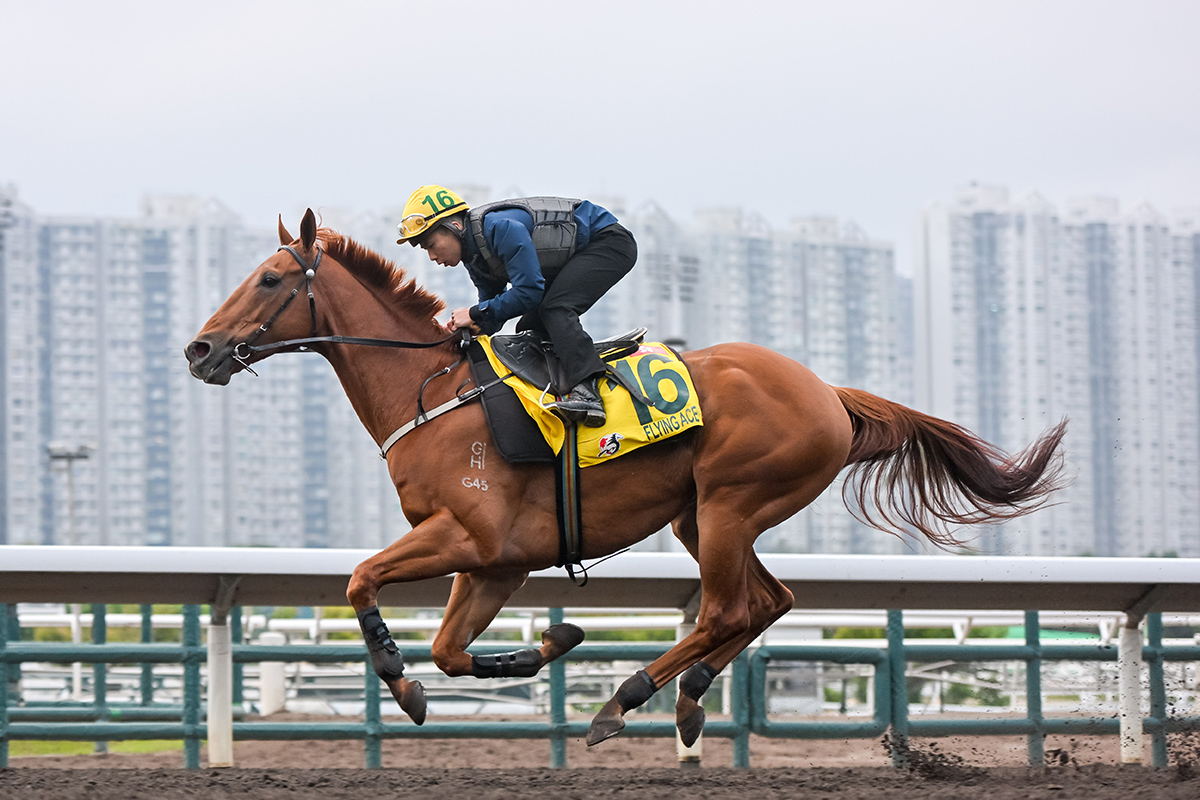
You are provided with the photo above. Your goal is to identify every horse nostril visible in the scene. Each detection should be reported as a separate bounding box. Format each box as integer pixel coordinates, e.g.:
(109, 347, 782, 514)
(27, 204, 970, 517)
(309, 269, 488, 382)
(187, 341, 211, 362)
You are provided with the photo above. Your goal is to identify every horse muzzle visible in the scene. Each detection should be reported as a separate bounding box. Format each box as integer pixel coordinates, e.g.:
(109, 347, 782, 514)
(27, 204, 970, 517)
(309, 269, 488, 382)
(185, 335, 238, 385)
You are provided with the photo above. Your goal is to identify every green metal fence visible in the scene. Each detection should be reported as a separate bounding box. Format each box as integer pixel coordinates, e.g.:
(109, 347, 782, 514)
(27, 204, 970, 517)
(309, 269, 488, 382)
(3, 605, 1199, 769)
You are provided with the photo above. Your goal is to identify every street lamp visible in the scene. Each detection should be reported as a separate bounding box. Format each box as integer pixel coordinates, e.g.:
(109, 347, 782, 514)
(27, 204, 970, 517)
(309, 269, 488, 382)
(46, 442, 93, 546)
(45, 441, 94, 704)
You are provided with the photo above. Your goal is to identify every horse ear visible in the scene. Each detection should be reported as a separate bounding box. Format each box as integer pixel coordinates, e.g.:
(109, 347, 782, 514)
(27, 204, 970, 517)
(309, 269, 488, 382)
(278, 215, 293, 245)
(300, 208, 317, 251)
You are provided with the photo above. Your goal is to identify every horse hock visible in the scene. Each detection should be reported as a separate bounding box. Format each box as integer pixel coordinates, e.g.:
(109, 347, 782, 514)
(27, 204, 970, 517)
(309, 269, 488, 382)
(586, 669, 658, 746)
(676, 661, 720, 748)
(357, 606, 427, 725)
(470, 623, 585, 679)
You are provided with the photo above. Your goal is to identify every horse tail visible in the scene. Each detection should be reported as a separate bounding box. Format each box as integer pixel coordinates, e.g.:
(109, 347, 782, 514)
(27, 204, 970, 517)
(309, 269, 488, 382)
(833, 386, 1069, 549)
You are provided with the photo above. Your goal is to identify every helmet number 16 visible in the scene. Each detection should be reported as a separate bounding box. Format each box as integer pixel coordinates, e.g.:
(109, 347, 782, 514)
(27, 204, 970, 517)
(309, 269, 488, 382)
(421, 190, 459, 215)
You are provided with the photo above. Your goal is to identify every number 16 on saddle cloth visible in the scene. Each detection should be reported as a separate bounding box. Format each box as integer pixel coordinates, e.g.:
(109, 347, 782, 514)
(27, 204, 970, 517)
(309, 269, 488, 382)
(477, 339, 704, 466)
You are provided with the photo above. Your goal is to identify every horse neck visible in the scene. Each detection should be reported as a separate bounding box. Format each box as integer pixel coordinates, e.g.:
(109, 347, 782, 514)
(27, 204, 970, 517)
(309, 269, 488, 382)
(316, 276, 457, 449)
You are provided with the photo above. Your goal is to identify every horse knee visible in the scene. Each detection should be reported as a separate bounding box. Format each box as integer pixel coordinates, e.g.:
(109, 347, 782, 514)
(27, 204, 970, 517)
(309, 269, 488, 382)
(346, 563, 379, 607)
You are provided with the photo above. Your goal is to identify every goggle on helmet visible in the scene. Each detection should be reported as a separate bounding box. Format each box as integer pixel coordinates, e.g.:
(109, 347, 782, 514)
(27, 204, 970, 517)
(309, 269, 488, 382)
(396, 185, 469, 245)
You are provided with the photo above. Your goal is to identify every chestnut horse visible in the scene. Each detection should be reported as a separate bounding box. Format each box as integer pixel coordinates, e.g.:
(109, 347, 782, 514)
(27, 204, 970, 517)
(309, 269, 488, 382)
(186, 210, 1066, 746)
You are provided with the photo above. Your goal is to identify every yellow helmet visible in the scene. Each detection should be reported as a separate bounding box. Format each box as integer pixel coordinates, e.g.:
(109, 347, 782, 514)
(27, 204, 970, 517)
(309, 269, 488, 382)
(396, 185, 469, 244)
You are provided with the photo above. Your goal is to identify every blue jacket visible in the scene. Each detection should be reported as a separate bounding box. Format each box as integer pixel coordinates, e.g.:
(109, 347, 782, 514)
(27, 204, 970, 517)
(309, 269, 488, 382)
(464, 201, 618, 334)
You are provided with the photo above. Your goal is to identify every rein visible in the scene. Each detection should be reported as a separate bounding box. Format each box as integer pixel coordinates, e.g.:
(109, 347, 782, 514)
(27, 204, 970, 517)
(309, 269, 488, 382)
(231, 244, 456, 374)
(229, 245, 485, 456)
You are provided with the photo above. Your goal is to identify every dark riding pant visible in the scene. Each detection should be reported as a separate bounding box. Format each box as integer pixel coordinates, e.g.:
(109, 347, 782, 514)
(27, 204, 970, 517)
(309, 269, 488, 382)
(517, 223, 637, 392)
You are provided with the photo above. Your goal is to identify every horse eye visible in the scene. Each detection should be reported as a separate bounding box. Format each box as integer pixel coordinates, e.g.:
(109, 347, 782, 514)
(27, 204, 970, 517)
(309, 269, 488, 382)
(261, 273, 281, 288)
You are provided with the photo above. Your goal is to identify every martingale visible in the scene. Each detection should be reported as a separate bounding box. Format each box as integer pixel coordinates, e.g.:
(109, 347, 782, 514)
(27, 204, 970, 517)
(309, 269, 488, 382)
(476, 337, 703, 465)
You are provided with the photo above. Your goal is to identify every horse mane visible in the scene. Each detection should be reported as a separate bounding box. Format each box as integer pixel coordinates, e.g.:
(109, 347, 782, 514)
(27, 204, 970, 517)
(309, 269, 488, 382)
(315, 228, 446, 322)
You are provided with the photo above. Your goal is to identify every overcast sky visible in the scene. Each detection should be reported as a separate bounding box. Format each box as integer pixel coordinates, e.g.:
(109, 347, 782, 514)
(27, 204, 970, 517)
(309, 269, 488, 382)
(3, 1, 1198, 274)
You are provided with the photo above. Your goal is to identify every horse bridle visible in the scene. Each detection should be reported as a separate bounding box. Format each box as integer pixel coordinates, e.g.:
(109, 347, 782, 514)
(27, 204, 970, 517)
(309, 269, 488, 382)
(227, 244, 511, 458)
(230, 244, 457, 376)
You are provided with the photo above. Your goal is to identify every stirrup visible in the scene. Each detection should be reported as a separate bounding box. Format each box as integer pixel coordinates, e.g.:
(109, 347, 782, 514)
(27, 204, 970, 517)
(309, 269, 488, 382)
(556, 380, 606, 427)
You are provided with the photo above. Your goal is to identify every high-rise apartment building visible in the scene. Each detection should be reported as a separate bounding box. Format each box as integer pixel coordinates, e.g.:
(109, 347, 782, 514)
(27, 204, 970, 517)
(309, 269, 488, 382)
(0, 190, 404, 549)
(37, 215, 148, 545)
(915, 185, 1199, 556)
(0, 186, 41, 545)
(768, 216, 905, 555)
(603, 207, 903, 554)
(589, 202, 702, 346)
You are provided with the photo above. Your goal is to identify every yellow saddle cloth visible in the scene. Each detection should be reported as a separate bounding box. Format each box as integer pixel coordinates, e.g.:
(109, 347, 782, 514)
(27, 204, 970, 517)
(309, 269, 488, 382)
(477, 337, 703, 467)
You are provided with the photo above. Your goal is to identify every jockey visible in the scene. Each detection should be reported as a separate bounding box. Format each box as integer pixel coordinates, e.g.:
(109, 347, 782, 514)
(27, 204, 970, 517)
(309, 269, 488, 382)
(397, 185, 637, 427)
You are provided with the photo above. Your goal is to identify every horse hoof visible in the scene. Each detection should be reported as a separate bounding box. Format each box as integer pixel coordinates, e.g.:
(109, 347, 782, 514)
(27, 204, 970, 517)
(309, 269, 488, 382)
(586, 699, 625, 746)
(676, 695, 706, 748)
(542, 623, 585, 660)
(387, 677, 427, 725)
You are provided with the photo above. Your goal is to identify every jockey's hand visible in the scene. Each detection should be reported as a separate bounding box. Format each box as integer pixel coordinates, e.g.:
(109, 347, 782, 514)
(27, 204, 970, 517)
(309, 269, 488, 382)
(447, 307, 479, 333)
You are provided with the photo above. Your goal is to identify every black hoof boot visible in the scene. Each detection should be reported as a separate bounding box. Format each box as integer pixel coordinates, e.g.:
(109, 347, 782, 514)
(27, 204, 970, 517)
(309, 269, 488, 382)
(676, 661, 719, 747)
(357, 606, 406, 681)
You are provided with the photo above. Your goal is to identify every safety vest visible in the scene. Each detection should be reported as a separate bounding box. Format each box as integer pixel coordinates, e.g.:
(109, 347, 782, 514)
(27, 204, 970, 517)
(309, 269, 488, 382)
(467, 197, 581, 281)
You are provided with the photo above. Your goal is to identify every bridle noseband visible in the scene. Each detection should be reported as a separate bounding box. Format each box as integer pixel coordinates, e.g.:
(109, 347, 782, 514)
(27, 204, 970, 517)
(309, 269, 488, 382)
(231, 245, 323, 375)
(230, 244, 455, 376)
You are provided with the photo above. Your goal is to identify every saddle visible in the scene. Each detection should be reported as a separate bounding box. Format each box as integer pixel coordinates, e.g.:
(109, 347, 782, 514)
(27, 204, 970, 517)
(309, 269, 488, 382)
(464, 326, 652, 583)
(488, 327, 649, 396)
(464, 327, 650, 465)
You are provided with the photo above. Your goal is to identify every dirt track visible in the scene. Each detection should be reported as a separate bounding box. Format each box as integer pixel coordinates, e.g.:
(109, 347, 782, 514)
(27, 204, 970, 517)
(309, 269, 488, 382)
(4, 764, 1200, 800)
(5, 728, 1200, 799)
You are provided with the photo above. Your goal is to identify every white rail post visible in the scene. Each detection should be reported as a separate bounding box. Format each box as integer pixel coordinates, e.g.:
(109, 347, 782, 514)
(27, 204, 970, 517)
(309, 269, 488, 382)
(1118, 613, 1144, 764)
(258, 631, 287, 716)
(676, 587, 703, 769)
(207, 576, 241, 768)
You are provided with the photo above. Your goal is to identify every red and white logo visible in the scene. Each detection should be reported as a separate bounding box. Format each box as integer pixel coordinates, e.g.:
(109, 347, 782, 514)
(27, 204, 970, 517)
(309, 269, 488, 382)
(597, 432, 624, 458)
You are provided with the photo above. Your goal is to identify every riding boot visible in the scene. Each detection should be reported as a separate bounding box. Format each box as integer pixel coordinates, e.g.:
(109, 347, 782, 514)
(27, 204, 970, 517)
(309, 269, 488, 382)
(555, 377, 605, 427)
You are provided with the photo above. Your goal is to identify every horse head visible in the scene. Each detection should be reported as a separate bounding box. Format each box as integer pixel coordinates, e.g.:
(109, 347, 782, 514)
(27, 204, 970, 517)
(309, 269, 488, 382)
(185, 208, 323, 385)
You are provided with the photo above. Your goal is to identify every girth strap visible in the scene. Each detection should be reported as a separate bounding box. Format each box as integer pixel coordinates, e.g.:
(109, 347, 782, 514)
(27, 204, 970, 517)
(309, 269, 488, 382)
(557, 423, 586, 585)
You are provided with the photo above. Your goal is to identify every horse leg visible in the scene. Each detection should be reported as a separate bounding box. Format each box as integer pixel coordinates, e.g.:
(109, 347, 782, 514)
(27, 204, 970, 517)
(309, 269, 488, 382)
(346, 509, 488, 725)
(674, 555, 793, 746)
(587, 501, 759, 745)
(659, 507, 795, 745)
(430, 570, 585, 678)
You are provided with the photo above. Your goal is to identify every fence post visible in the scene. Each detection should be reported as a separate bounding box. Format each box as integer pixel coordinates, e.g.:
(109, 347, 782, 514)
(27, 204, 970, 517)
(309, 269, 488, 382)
(5, 604, 19, 712)
(887, 609, 908, 768)
(206, 577, 240, 768)
(93, 603, 108, 754)
(545, 608, 568, 768)
(1147, 613, 1167, 768)
(1118, 614, 1144, 764)
(258, 632, 288, 716)
(206, 616, 234, 767)
(364, 649, 382, 769)
(1, 603, 9, 769)
(140, 605, 154, 706)
(182, 604, 202, 769)
(1025, 610, 1044, 766)
(731, 650, 750, 767)
(548, 608, 568, 768)
(232, 606, 245, 710)
(675, 615, 700, 769)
